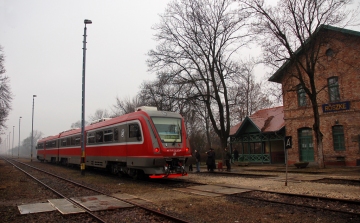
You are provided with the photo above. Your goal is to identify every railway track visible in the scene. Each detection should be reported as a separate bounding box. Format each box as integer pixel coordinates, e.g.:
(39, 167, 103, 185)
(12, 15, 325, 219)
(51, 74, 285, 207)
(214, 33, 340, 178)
(162, 174, 360, 217)
(223, 184, 360, 216)
(3, 157, 359, 222)
(2, 157, 191, 223)
(196, 170, 360, 186)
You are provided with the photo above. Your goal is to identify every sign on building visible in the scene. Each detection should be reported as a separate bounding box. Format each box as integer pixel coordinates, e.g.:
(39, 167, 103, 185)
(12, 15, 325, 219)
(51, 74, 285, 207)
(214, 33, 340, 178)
(285, 136, 292, 149)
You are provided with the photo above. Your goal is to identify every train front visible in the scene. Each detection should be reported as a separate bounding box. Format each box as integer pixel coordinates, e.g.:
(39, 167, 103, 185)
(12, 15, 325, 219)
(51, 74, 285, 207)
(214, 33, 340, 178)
(147, 110, 193, 178)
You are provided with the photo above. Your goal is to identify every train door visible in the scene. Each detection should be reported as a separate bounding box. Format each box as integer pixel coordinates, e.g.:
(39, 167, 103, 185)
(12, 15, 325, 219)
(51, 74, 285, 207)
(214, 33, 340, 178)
(126, 121, 143, 155)
(118, 124, 128, 159)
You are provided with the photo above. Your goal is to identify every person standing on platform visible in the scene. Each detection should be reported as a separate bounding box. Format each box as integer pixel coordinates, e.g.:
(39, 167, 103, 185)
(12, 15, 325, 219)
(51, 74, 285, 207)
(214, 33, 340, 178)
(233, 148, 239, 163)
(225, 147, 231, 172)
(206, 148, 215, 172)
(195, 150, 201, 172)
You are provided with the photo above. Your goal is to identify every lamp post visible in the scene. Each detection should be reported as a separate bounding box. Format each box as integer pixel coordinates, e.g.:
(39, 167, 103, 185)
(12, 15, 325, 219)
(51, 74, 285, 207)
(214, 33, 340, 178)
(12, 126, 14, 157)
(18, 116, 22, 158)
(81, 19, 92, 176)
(31, 95, 37, 162)
(8, 132, 11, 155)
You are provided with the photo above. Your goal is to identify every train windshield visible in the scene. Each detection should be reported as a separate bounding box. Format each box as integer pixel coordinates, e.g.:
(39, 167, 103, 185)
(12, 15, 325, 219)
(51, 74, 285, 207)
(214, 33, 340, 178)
(151, 117, 182, 143)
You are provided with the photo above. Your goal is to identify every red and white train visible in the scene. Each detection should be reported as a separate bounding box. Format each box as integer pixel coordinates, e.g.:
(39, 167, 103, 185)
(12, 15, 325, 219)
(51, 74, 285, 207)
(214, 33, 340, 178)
(37, 106, 193, 178)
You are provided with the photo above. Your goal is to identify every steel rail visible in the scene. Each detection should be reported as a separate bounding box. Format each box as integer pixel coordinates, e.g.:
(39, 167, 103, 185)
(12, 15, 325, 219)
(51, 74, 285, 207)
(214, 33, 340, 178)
(3, 157, 106, 223)
(166, 177, 360, 217)
(5, 157, 191, 223)
(214, 183, 360, 205)
(237, 193, 360, 217)
(212, 184, 360, 216)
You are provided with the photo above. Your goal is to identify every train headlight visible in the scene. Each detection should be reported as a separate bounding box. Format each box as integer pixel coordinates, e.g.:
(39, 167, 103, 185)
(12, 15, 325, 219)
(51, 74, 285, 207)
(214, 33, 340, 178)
(185, 147, 190, 153)
(154, 147, 160, 153)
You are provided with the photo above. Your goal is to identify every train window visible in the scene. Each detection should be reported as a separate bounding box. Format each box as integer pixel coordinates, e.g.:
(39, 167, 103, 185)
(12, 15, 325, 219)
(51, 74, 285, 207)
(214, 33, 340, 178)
(61, 139, 66, 147)
(96, 131, 103, 143)
(129, 123, 142, 141)
(48, 140, 56, 148)
(71, 137, 76, 146)
(37, 143, 44, 149)
(151, 117, 182, 143)
(66, 137, 71, 146)
(87, 132, 95, 144)
(75, 136, 81, 146)
(114, 128, 119, 141)
(104, 129, 113, 142)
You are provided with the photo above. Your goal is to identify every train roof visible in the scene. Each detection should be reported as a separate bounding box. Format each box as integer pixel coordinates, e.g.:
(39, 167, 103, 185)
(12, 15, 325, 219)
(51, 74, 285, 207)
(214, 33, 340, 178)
(38, 134, 60, 143)
(38, 108, 183, 141)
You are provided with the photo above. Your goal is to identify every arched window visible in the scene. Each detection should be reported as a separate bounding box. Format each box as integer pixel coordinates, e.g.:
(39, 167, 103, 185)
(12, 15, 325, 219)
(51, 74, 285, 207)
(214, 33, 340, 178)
(328, 77, 340, 102)
(297, 84, 307, 107)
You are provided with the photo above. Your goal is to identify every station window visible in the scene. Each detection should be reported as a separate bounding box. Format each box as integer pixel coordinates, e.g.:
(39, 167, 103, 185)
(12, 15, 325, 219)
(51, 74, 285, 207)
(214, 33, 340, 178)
(333, 125, 345, 151)
(297, 84, 307, 107)
(87, 132, 95, 144)
(328, 77, 340, 102)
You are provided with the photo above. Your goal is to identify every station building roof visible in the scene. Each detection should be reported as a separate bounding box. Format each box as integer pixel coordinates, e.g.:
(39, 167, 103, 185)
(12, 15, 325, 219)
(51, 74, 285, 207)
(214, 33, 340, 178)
(268, 25, 360, 83)
(230, 106, 284, 136)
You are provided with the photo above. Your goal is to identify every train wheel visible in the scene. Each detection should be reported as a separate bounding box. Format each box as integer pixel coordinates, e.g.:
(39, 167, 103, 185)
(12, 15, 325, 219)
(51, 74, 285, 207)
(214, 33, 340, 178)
(129, 169, 146, 180)
(117, 171, 125, 178)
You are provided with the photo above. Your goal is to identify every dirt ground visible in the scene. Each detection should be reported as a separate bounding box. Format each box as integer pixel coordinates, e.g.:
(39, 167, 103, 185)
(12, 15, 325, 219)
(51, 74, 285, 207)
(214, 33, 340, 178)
(1, 158, 359, 223)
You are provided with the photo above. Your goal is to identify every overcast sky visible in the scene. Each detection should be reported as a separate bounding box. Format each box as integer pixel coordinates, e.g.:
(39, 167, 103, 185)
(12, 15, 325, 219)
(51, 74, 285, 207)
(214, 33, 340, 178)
(0, 0, 170, 149)
(1, 0, 359, 153)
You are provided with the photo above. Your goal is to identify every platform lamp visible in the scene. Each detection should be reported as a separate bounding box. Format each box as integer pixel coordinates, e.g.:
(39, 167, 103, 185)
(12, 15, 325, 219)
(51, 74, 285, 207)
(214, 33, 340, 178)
(81, 19, 92, 176)
(4, 134, 6, 154)
(31, 95, 37, 162)
(18, 116, 22, 158)
(12, 126, 15, 157)
(8, 131, 11, 155)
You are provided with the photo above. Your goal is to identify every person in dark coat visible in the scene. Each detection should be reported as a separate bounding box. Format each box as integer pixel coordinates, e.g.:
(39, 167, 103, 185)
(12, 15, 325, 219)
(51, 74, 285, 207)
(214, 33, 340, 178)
(233, 148, 239, 162)
(224, 147, 231, 171)
(195, 150, 201, 172)
(206, 148, 216, 172)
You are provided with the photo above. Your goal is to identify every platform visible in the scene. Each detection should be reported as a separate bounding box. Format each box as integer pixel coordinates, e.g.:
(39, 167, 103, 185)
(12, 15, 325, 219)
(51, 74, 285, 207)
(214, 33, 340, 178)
(174, 185, 251, 197)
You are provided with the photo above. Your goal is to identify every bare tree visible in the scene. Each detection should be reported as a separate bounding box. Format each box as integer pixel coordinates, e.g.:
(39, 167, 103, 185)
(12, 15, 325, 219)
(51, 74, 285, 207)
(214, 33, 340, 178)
(88, 109, 110, 121)
(70, 120, 88, 129)
(0, 46, 13, 132)
(15, 130, 43, 157)
(239, 0, 359, 168)
(112, 96, 144, 116)
(229, 59, 275, 124)
(147, 0, 251, 148)
(139, 76, 194, 112)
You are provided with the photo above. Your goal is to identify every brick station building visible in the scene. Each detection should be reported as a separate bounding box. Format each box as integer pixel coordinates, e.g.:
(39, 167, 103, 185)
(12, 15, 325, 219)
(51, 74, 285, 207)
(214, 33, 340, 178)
(230, 25, 360, 166)
(268, 25, 360, 166)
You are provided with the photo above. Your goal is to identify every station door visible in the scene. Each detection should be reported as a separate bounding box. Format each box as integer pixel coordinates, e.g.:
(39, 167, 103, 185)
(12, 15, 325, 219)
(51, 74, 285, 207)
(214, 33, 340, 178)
(298, 128, 314, 162)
